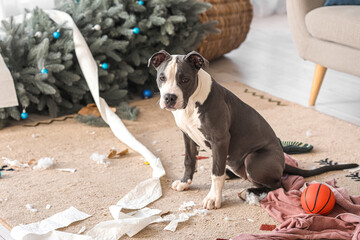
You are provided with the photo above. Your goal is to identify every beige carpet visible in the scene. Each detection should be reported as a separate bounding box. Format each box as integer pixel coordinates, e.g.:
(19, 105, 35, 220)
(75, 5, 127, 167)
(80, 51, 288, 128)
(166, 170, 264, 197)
(0, 80, 359, 240)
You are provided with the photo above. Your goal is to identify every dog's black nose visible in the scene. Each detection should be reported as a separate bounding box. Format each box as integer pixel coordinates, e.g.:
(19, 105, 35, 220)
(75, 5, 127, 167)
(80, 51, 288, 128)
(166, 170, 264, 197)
(164, 94, 177, 107)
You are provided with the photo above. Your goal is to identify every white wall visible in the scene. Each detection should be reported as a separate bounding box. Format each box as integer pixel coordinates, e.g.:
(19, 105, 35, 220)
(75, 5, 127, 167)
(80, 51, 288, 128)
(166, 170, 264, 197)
(251, 0, 286, 18)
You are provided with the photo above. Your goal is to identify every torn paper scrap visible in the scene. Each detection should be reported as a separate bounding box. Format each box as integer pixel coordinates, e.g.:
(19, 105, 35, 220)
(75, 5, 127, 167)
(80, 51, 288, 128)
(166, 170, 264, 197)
(0, 221, 13, 240)
(33, 157, 54, 170)
(56, 168, 77, 173)
(2, 157, 29, 168)
(78, 226, 86, 234)
(25, 204, 38, 212)
(179, 201, 196, 211)
(87, 208, 162, 240)
(46, 204, 52, 210)
(11, 206, 91, 240)
(193, 208, 209, 216)
(110, 178, 162, 220)
(164, 213, 189, 232)
(151, 214, 177, 223)
(90, 152, 109, 167)
(27, 230, 92, 240)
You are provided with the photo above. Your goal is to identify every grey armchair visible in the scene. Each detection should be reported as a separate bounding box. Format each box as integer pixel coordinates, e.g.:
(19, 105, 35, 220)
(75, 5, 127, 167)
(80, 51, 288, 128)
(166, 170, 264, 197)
(286, 0, 360, 105)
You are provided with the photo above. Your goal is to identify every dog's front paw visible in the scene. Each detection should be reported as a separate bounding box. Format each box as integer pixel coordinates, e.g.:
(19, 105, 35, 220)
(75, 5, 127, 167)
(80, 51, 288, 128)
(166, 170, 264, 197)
(172, 179, 191, 191)
(202, 192, 222, 209)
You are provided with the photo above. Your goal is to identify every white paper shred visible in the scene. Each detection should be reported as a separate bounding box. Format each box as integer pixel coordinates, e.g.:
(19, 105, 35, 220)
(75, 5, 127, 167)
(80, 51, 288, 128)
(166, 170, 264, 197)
(306, 130, 313, 137)
(33, 157, 54, 170)
(245, 192, 267, 206)
(33, 231, 92, 240)
(179, 201, 196, 211)
(11, 207, 91, 240)
(247, 218, 255, 222)
(0, 223, 13, 240)
(46, 204, 52, 210)
(2, 157, 29, 168)
(78, 226, 86, 234)
(151, 214, 177, 223)
(31, 134, 40, 139)
(87, 208, 162, 240)
(25, 204, 38, 212)
(90, 152, 109, 167)
(193, 208, 209, 216)
(164, 213, 189, 232)
(109, 178, 162, 220)
(56, 168, 77, 173)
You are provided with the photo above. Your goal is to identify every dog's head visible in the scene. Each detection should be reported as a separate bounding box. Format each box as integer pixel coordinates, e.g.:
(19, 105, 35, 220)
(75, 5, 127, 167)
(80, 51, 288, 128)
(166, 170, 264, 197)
(148, 50, 208, 111)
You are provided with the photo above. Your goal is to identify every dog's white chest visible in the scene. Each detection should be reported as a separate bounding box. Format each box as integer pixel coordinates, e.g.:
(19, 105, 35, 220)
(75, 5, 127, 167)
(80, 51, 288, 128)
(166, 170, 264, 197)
(172, 109, 211, 153)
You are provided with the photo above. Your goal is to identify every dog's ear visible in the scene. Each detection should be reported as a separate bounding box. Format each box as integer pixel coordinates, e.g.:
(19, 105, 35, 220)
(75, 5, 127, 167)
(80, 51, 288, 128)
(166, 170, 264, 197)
(184, 51, 208, 70)
(148, 50, 171, 69)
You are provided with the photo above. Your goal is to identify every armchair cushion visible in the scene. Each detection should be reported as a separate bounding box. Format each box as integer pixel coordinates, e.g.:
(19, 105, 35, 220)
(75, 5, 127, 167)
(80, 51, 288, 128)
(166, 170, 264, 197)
(324, 0, 360, 6)
(305, 6, 360, 50)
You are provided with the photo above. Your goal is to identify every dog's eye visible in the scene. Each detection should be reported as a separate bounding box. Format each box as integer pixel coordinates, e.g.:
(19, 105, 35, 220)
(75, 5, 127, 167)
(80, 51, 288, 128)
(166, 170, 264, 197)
(159, 76, 166, 82)
(181, 78, 189, 83)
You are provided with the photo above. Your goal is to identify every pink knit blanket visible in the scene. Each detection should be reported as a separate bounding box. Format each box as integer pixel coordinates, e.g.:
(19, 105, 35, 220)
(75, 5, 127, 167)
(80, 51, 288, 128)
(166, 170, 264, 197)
(234, 154, 360, 240)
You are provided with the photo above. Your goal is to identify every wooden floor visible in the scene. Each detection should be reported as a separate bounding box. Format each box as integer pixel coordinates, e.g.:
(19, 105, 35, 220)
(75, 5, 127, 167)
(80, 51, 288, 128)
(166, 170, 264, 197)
(208, 14, 360, 126)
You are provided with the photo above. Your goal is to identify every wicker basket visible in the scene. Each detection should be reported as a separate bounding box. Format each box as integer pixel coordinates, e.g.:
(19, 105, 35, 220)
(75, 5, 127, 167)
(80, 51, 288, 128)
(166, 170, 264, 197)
(197, 0, 253, 61)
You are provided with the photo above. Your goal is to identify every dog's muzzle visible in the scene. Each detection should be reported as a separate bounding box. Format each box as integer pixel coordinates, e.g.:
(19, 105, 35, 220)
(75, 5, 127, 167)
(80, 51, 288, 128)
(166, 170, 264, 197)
(164, 93, 178, 109)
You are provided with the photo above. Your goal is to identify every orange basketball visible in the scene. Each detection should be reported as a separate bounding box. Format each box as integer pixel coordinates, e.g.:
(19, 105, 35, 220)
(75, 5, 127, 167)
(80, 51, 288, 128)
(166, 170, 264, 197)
(301, 183, 335, 215)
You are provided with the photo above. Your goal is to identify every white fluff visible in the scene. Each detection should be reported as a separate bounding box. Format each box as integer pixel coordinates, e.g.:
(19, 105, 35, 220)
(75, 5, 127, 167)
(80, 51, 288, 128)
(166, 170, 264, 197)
(245, 192, 268, 206)
(2, 157, 29, 168)
(179, 201, 196, 211)
(56, 168, 76, 173)
(306, 130, 313, 137)
(25, 204, 38, 212)
(193, 208, 209, 216)
(90, 152, 109, 167)
(78, 226, 86, 234)
(33, 157, 54, 170)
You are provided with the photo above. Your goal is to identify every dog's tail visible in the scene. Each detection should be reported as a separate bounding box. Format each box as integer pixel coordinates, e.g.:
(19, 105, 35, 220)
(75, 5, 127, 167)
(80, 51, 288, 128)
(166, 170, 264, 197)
(284, 163, 359, 178)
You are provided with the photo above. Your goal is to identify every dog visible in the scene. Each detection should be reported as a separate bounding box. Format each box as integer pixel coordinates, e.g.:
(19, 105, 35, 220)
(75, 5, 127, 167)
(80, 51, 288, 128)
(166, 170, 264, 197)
(148, 50, 359, 210)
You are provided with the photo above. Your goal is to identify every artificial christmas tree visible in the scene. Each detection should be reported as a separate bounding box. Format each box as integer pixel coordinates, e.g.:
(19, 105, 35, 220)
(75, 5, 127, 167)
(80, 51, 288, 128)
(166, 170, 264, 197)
(0, 0, 217, 128)
(0, 8, 79, 125)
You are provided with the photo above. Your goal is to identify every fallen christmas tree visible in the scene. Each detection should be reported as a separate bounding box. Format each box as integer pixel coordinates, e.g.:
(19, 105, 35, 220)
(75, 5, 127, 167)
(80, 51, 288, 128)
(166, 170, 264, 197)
(0, 0, 217, 128)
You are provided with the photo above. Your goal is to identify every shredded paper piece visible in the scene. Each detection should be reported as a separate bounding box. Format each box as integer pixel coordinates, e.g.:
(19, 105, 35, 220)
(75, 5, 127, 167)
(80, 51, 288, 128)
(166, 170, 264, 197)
(33, 157, 54, 170)
(11, 207, 91, 240)
(25, 204, 38, 212)
(78, 226, 86, 234)
(0, 223, 13, 240)
(87, 208, 162, 240)
(109, 178, 162, 220)
(164, 213, 189, 232)
(2, 157, 29, 168)
(90, 152, 109, 167)
(179, 201, 196, 211)
(56, 168, 77, 173)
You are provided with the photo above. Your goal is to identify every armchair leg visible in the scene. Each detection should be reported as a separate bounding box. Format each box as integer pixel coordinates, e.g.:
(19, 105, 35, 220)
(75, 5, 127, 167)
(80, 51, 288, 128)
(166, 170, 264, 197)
(309, 64, 327, 106)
